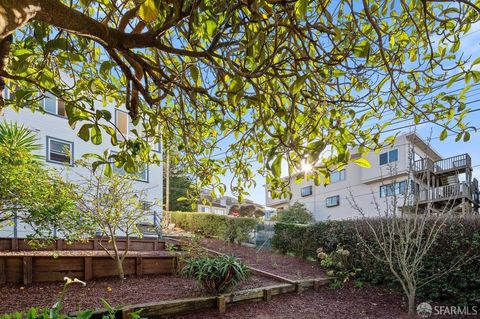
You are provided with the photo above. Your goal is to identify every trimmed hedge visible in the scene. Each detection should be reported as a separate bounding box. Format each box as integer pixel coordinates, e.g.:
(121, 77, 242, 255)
(170, 211, 257, 243)
(272, 217, 480, 305)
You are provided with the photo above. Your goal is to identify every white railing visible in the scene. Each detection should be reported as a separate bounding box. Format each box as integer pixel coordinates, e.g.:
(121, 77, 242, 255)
(417, 182, 471, 202)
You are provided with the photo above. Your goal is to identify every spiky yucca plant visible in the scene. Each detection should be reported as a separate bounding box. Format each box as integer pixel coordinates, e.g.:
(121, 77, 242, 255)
(0, 120, 42, 163)
(182, 255, 250, 294)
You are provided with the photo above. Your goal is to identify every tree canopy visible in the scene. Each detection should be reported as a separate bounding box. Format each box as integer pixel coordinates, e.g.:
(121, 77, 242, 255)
(0, 0, 479, 200)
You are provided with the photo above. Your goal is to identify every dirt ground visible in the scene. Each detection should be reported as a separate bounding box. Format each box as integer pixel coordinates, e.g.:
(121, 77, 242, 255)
(178, 282, 411, 319)
(198, 238, 325, 280)
(0, 274, 279, 315)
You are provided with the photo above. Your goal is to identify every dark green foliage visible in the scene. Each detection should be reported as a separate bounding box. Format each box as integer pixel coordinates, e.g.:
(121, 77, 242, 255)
(272, 217, 480, 305)
(170, 212, 257, 244)
(0, 307, 94, 319)
(273, 202, 314, 224)
(0, 120, 83, 242)
(165, 174, 195, 212)
(182, 255, 250, 294)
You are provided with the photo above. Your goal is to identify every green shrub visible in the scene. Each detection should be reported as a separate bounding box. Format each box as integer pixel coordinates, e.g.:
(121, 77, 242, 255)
(272, 202, 314, 224)
(272, 217, 480, 305)
(170, 211, 257, 243)
(182, 255, 250, 294)
(317, 245, 361, 289)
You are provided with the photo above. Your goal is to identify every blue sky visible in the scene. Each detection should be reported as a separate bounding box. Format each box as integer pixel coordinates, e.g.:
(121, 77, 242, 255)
(219, 22, 480, 207)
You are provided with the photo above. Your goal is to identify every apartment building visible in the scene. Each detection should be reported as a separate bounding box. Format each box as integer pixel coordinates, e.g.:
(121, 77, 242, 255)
(265, 133, 479, 220)
(1, 89, 163, 237)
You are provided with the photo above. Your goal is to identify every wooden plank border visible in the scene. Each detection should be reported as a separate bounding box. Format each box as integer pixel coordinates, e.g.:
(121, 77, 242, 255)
(0, 237, 166, 252)
(109, 280, 328, 319)
(0, 257, 6, 284)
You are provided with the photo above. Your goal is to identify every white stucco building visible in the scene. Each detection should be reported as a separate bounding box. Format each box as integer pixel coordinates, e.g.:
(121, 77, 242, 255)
(1, 90, 163, 237)
(266, 133, 479, 220)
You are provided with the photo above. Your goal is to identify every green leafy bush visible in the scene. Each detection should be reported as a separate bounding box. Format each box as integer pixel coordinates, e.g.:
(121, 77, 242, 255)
(170, 212, 257, 243)
(182, 255, 250, 294)
(272, 202, 314, 224)
(272, 217, 480, 305)
(317, 245, 361, 289)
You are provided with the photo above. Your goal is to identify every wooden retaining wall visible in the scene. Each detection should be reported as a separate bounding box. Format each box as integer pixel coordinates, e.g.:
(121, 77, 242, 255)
(0, 237, 166, 252)
(114, 279, 329, 319)
(0, 255, 177, 285)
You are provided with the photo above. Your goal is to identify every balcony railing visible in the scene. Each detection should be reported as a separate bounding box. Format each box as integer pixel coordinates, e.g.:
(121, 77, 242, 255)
(413, 158, 434, 173)
(417, 182, 471, 202)
(414, 154, 471, 174)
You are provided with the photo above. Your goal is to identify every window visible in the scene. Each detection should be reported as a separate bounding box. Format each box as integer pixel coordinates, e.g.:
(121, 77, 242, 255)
(47, 137, 73, 165)
(3, 87, 12, 100)
(110, 153, 149, 182)
(380, 149, 398, 165)
(326, 195, 340, 207)
(115, 109, 129, 136)
(411, 180, 420, 196)
(380, 181, 407, 198)
(301, 186, 313, 197)
(43, 92, 66, 117)
(331, 169, 346, 183)
(142, 201, 152, 211)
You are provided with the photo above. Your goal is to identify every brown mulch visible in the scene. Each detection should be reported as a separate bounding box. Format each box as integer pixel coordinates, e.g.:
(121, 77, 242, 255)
(0, 250, 172, 257)
(198, 238, 325, 280)
(0, 274, 279, 315)
(178, 282, 411, 319)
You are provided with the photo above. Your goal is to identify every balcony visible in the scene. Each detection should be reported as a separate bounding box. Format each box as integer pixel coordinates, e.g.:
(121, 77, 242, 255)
(417, 182, 472, 203)
(414, 154, 471, 175)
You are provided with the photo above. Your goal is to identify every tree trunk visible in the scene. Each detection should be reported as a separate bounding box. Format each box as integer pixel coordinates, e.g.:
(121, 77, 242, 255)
(407, 290, 416, 316)
(111, 238, 125, 280)
(116, 255, 125, 280)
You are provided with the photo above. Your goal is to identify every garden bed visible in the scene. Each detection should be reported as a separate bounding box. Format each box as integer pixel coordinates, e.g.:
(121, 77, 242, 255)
(0, 274, 280, 315)
(197, 238, 325, 280)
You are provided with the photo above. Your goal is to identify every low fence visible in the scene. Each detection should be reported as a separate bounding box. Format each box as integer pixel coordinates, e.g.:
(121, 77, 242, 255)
(0, 254, 178, 285)
(0, 237, 166, 252)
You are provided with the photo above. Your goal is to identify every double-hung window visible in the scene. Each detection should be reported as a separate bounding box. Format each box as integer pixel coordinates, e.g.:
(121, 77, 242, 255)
(47, 137, 73, 165)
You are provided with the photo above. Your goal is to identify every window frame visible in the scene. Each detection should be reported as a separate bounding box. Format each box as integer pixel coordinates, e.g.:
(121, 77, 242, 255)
(379, 149, 398, 165)
(326, 195, 340, 208)
(330, 169, 346, 183)
(380, 180, 407, 198)
(42, 92, 67, 118)
(110, 151, 149, 183)
(300, 185, 313, 197)
(46, 136, 74, 166)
